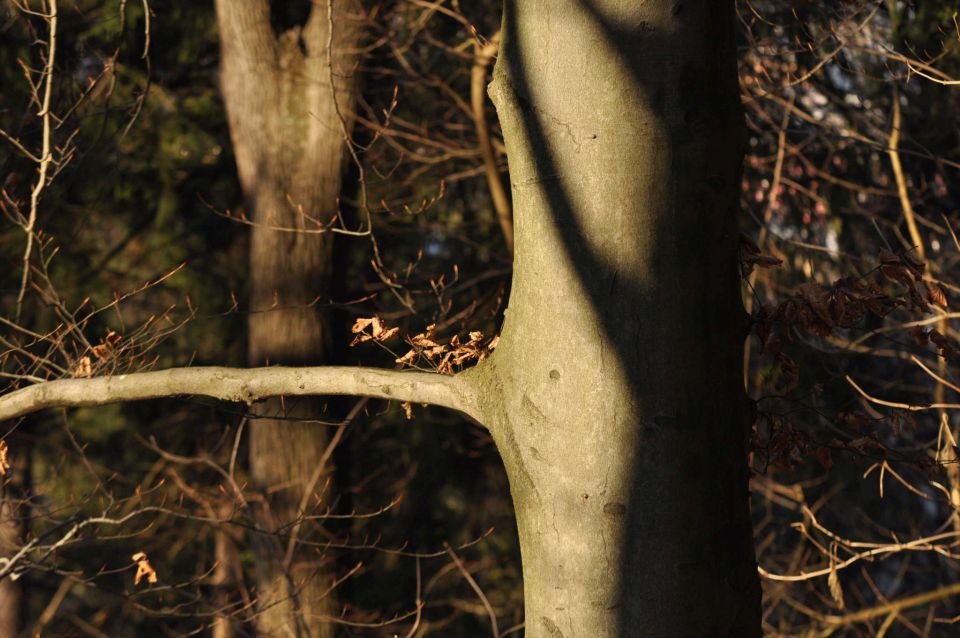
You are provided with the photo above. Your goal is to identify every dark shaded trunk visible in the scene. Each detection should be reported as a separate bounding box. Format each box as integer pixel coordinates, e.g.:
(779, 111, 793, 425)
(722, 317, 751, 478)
(0, 435, 29, 638)
(215, 1, 362, 635)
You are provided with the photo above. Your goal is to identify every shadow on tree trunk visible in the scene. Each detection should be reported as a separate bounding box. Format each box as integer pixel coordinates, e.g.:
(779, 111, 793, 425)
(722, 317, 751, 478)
(485, 1, 762, 634)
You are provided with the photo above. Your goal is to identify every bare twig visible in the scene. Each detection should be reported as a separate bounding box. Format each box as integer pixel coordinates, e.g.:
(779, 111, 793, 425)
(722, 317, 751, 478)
(16, 0, 58, 321)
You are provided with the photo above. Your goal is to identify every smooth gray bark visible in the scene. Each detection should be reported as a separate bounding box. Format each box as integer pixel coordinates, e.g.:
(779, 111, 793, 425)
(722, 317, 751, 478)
(474, 1, 762, 635)
(0, 366, 478, 422)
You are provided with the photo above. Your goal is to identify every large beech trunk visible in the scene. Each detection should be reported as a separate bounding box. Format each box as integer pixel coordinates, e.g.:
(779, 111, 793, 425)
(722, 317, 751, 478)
(473, 1, 762, 635)
(215, 1, 361, 635)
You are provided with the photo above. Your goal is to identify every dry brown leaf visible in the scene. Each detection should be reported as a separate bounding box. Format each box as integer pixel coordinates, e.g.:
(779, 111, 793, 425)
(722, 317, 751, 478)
(828, 563, 845, 609)
(753, 254, 783, 268)
(350, 333, 374, 346)
(847, 435, 884, 454)
(395, 350, 418, 366)
(902, 252, 926, 279)
(931, 330, 960, 362)
(739, 233, 783, 275)
(812, 445, 833, 470)
(798, 283, 832, 325)
(351, 317, 375, 334)
(0, 440, 9, 477)
(74, 356, 93, 378)
(132, 551, 158, 585)
(350, 316, 399, 346)
(400, 402, 413, 420)
(412, 334, 441, 348)
(927, 281, 948, 308)
(878, 249, 900, 266)
(91, 330, 121, 360)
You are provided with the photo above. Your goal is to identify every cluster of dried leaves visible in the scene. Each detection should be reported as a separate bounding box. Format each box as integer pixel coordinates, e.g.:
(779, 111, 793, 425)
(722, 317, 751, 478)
(349, 316, 399, 346)
(351, 316, 498, 375)
(755, 408, 915, 474)
(752, 249, 947, 354)
(73, 330, 124, 378)
(747, 246, 948, 472)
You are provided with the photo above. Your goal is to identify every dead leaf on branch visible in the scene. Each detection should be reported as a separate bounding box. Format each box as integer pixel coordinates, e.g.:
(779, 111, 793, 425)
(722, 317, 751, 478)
(930, 329, 960, 363)
(73, 356, 93, 378)
(828, 559, 845, 610)
(91, 330, 122, 360)
(846, 434, 886, 456)
(350, 316, 400, 346)
(879, 249, 925, 281)
(837, 411, 871, 429)
(739, 232, 783, 276)
(927, 281, 949, 309)
(812, 445, 833, 470)
(755, 274, 902, 345)
(0, 440, 9, 476)
(775, 352, 800, 390)
(132, 551, 158, 585)
(395, 326, 499, 374)
(410, 324, 441, 348)
(878, 250, 935, 312)
(395, 349, 418, 366)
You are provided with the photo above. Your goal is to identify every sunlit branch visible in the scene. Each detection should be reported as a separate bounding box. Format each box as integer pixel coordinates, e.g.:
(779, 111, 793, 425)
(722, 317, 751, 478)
(0, 366, 481, 423)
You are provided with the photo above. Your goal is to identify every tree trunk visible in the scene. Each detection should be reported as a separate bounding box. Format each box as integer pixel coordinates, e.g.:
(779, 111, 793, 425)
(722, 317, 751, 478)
(0, 435, 28, 638)
(0, 508, 19, 638)
(215, 2, 361, 635)
(476, 1, 762, 635)
(0, 496, 24, 638)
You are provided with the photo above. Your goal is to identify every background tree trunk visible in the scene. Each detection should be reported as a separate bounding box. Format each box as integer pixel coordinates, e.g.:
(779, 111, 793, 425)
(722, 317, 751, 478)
(0, 511, 20, 638)
(0, 437, 28, 638)
(477, 1, 763, 635)
(215, 1, 362, 635)
(0, 452, 27, 638)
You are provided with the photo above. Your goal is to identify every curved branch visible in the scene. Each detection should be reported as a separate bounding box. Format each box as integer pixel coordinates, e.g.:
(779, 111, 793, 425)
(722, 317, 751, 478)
(0, 366, 481, 423)
(472, 31, 513, 255)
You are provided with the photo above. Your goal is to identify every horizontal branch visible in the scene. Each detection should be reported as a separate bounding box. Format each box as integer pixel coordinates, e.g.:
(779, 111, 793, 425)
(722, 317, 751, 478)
(0, 366, 482, 423)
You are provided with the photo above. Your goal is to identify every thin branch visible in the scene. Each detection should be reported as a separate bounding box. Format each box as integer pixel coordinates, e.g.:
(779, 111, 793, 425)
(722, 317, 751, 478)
(0, 366, 482, 423)
(471, 30, 512, 255)
(17, 0, 58, 321)
(444, 543, 500, 638)
(846, 376, 960, 412)
(888, 90, 925, 261)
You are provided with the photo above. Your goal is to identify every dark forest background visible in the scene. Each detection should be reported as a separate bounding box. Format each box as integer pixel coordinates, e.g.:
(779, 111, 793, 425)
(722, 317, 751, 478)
(3, 1, 960, 636)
